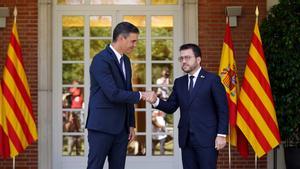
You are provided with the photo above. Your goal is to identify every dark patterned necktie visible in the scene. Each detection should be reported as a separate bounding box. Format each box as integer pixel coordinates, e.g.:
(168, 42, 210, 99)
(189, 75, 194, 96)
(119, 56, 126, 79)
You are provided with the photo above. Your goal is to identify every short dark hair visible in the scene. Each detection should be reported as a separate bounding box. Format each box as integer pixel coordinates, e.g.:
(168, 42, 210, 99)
(112, 22, 139, 42)
(179, 43, 202, 58)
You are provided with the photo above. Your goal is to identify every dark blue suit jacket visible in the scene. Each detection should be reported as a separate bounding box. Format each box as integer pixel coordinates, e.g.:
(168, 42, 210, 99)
(157, 68, 228, 148)
(86, 45, 140, 134)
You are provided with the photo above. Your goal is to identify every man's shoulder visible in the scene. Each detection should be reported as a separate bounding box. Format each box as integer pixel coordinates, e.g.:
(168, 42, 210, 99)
(93, 48, 113, 62)
(174, 75, 187, 84)
(201, 69, 219, 79)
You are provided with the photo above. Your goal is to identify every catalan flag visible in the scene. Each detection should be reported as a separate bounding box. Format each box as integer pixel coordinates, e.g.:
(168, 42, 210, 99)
(0, 83, 11, 158)
(236, 7, 281, 158)
(219, 19, 249, 158)
(0, 7, 38, 158)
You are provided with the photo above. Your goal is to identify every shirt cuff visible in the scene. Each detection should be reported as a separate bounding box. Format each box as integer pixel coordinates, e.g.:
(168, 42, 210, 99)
(217, 134, 227, 137)
(152, 98, 160, 107)
(139, 91, 142, 100)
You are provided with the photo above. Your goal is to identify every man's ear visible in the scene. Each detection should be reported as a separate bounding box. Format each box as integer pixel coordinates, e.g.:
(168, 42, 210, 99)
(197, 57, 201, 64)
(120, 35, 126, 40)
(116, 35, 124, 42)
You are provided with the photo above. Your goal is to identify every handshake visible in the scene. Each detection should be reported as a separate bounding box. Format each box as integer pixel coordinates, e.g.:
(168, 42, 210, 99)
(141, 91, 158, 104)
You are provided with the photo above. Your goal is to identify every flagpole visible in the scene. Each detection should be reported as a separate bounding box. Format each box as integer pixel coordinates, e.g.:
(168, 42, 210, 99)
(13, 157, 16, 169)
(228, 126, 232, 169)
(255, 154, 258, 169)
(14, 6, 17, 23)
(12, 6, 17, 169)
(254, 6, 259, 169)
(224, 16, 232, 169)
(255, 6, 259, 23)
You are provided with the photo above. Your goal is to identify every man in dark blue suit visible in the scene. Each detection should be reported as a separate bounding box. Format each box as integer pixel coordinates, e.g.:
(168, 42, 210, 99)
(86, 22, 153, 169)
(152, 43, 229, 169)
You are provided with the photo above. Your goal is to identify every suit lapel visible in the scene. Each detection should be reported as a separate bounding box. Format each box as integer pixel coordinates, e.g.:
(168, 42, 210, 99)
(107, 45, 127, 83)
(188, 69, 206, 105)
(182, 75, 190, 106)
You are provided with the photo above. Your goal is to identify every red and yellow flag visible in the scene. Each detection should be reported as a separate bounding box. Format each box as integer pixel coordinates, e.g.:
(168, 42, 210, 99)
(219, 20, 249, 158)
(0, 83, 11, 158)
(236, 8, 281, 158)
(0, 9, 38, 158)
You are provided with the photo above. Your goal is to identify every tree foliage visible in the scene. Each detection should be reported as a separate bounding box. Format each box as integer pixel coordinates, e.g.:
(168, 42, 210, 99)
(260, 0, 300, 147)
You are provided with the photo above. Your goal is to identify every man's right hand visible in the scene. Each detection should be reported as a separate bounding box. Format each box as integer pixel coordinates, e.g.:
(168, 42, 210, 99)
(141, 91, 157, 104)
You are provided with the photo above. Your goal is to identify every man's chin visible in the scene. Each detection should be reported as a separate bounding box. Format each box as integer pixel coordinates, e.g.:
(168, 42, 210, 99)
(182, 67, 190, 73)
(126, 49, 134, 54)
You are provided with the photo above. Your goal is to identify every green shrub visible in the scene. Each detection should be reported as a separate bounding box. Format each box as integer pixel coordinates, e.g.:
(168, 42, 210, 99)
(260, 0, 300, 147)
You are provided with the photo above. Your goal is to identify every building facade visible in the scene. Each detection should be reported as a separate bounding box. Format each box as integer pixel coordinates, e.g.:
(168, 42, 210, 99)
(0, 0, 283, 169)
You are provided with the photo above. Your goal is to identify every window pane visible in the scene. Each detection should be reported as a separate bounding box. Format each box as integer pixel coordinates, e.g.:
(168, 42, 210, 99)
(151, 40, 173, 60)
(63, 111, 85, 132)
(152, 134, 173, 156)
(90, 16, 112, 37)
(62, 135, 84, 156)
(127, 135, 146, 156)
(128, 40, 145, 61)
(151, 0, 177, 5)
(151, 16, 173, 37)
(152, 109, 173, 156)
(90, 40, 111, 58)
(62, 16, 84, 37)
(91, 0, 145, 5)
(135, 111, 145, 132)
(152, 110, 173, 134)
(63, 40, 84, 61)
(123, 16, 146, 37)
(132, 63, 146, 84)
(152, 86, 172, 102)
(58, 0, 84, 5)
(152, 64, 173, 85)
(62, 63, 84, 84)
(133, 87, 145, 108)
(62, 87, 84, 109)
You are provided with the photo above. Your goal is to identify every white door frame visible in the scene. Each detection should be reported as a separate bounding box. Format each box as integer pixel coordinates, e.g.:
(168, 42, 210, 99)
(38, 0, 199, 169)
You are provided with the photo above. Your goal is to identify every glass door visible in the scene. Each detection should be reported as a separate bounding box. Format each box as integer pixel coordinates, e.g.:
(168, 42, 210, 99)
(53, 1, 183, 169)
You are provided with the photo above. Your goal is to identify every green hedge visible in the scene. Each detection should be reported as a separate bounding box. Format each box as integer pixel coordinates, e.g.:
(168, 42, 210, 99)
(260, 0, 300, 147)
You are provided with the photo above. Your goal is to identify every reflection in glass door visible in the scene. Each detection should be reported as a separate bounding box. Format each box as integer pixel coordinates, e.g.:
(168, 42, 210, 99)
(124, 15, 175, 157)
(61, 15, 85, 157)
(54, 2, 182, 169)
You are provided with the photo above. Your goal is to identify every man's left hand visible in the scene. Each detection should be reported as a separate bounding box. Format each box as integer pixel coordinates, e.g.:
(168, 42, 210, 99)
(215, 136, 227, 150)
(128, 127, 136, 142)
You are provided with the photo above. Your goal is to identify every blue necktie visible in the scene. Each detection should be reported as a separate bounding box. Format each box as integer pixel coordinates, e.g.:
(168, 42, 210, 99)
(189, 75, 194, 96)
(119, 56, 126, 79)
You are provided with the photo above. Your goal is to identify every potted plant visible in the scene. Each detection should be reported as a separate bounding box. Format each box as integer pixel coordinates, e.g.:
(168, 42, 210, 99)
(260, 0, 300, 168)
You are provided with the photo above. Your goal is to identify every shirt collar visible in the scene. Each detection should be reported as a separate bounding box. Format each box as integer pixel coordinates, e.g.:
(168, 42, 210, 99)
(110, 44, 122, 61)
(189, 66, 201, 79)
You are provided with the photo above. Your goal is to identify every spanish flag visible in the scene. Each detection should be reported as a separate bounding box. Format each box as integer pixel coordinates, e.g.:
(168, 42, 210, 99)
(236, 7, 281, 157)
(219, 19, 249, 158)
(0, 7, 38, 158)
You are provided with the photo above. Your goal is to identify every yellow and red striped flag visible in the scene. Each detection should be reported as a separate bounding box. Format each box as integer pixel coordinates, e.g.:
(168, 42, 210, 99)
(0, 7, 38, 158)
(0, 82, 11, 158)
(236, 7, 281, 158)
(219, 19, 249, 158)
